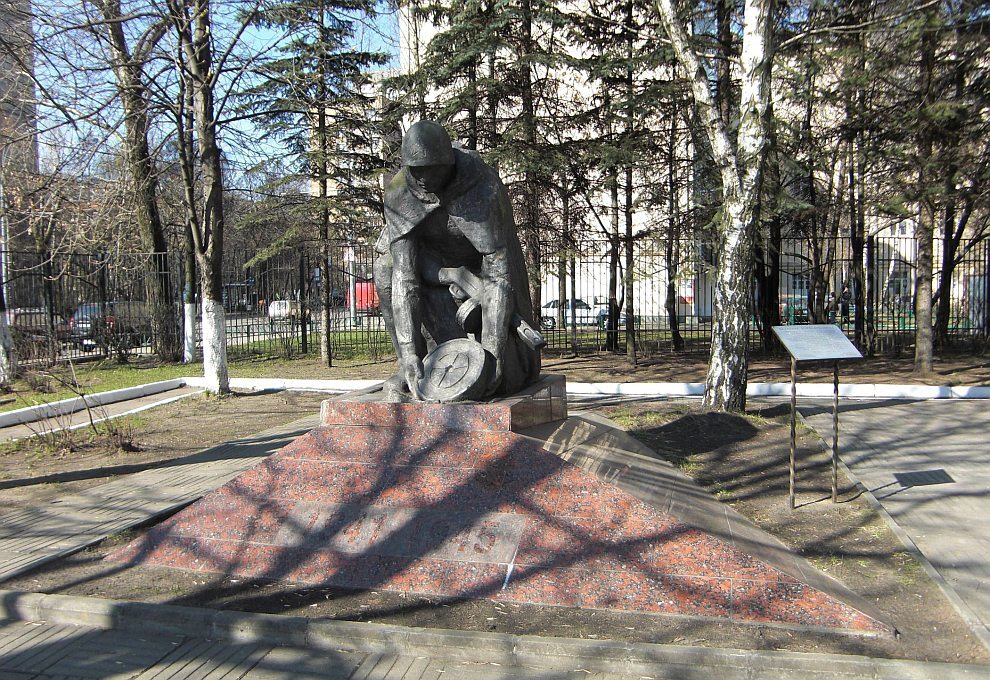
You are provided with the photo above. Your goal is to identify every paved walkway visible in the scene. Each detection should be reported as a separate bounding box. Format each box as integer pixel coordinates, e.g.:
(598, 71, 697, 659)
(800, 398, 990, 649)
(0, 617, 626, 679)
(1, 593, 988, 679)
(0, 414, 318, 582)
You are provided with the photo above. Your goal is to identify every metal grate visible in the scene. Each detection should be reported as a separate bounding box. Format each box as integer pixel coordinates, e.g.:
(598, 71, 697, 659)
(893, 469, 956, 488)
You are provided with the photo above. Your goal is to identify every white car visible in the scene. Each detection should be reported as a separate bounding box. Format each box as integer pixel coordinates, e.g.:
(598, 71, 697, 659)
(268, 300, 304, 321)
(540, 299, 601, 329)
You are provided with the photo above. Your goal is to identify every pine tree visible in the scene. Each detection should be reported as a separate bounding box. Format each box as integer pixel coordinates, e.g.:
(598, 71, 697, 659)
(241, 0, 387, 366)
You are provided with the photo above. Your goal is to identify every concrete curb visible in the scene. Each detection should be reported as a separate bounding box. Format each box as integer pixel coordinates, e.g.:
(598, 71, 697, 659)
(181, 376, 380, 392)
(4, 377, 986, 435)
(1, 589, 988, 678)
(179, 377, 990, 400)
(797, 410, 990, 655)
(0, 378, 187, 428)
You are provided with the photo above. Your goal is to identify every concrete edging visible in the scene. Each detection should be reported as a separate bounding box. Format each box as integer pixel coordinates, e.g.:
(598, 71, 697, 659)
(177, 377, 990, 400)
(0, 589, 987, 678)
(0, 378, 187, 428)
(181, 377, 380, 392)
(5, 377, 985, 435)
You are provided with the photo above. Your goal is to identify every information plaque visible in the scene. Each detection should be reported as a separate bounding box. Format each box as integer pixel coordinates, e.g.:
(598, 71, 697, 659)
(772, 324, 863, 363)
(772, 324, 862, 509)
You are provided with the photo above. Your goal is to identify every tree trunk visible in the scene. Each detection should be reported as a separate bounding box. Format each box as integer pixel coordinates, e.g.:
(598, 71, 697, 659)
(665, 119, 684, 352)
(174, 0, 229, 393)
(99, 0, 179, 362)
(913, 15, 936, 376)
(519, 0, 541, 315)
(624, 165, 636, 364)
(0, 283, 15, 385)
(622, 1, 636, 365)
(183, 222, 197, 363)
(316, 107, 333, 367)
(848, 139, 866, 347)
(656, 0, 775, 411)
(606, 170, 620, 352)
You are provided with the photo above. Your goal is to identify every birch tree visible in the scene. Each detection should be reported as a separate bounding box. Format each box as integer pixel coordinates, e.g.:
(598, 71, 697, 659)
(654, 0, 775, 411)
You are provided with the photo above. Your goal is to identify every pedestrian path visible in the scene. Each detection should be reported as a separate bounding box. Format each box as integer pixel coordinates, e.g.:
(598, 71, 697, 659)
(800, 398, 990, 650)
(0, 414, 318, 583)
(1, 594, 988, 679)
(0, 617, 613, 679)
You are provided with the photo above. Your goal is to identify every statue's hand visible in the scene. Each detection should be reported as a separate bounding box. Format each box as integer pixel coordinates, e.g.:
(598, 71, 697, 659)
(400, 356, 424, 400)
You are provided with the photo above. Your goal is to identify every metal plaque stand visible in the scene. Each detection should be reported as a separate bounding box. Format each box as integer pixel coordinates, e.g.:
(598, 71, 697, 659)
(773, 325, 863, 510)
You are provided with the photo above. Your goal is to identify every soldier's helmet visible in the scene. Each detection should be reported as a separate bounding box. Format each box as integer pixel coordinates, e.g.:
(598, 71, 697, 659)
(401, 121, 455, 167)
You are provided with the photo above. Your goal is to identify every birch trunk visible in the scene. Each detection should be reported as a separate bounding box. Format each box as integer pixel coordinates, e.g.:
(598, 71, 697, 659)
(201, 297, 228, 394)
(183, 302, 197, 363)
(0, 315, 15, 386)
(656, 0, 774, 411)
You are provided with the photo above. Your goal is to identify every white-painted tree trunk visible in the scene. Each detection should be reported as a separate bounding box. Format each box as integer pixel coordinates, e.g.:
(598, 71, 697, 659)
(656, 0, 774, 411)
(0, 316, 16, 386)
(201, 298, 229, 394)
(183, 302, 198, 363)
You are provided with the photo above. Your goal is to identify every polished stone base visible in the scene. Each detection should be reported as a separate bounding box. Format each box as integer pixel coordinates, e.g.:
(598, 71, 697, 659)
(109, 382, 891, 636)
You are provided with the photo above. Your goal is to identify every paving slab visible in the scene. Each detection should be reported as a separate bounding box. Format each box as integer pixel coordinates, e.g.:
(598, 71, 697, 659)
(1, 594, 990, 679)
(799, 398, 990, 649)
(0, 414, 319, 584)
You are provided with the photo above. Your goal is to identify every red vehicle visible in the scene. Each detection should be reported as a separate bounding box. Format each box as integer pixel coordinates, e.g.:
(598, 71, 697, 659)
(345, 281, 380, 315)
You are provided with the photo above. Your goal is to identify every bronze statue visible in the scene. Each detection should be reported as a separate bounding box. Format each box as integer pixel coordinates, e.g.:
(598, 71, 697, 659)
(374, 121, 543, 402)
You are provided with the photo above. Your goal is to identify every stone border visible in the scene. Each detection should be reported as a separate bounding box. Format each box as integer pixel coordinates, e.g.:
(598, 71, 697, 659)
(0, 589, 986, 678)
(5, 377, 987, 435)
(184, 377, 990, 400)
(0, 379, 187, 428)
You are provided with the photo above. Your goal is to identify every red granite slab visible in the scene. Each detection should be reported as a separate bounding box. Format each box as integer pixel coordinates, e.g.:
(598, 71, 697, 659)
(108, 399, 892, 636)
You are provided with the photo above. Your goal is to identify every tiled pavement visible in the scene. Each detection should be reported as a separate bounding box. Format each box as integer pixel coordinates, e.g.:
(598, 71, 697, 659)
(0, 415, 320, 583)
(799, 398, 990, 649)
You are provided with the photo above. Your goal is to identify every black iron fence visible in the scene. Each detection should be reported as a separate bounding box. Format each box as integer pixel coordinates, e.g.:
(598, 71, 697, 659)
(3, 233, 987, 369)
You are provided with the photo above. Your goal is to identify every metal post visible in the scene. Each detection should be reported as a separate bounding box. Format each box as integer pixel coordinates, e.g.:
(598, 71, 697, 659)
(832, 362, 840, 503)
(789, 356, 797, 510)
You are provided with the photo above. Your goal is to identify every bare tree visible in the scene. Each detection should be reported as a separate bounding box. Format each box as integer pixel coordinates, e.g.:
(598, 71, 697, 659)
(85, 0, 181, 361)
(166, 0, 260, 393)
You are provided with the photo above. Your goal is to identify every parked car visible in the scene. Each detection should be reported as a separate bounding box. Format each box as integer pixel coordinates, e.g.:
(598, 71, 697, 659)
(779, 295, 810, 324)
(540, 298, 601, 330)
(268, 300, 310, 328)
(69, 301, 151, 351)
(6, 309, 69, 359)
(345, 282, 380, 315)
(5, 308, 69, 342)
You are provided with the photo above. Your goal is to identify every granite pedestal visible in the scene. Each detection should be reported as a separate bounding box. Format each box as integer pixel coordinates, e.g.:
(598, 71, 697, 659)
(110, 376, 891, 635)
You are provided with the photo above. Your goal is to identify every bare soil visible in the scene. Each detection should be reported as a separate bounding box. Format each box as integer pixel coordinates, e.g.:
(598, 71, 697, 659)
(1, 356, 989, 665)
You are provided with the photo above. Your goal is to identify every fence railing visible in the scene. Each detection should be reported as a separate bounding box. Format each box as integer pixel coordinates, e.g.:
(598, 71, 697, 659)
(3, 234, 987, 369)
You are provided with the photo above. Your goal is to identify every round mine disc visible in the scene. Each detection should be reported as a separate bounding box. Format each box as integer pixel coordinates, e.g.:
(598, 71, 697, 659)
(418, 338, 493, 402)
